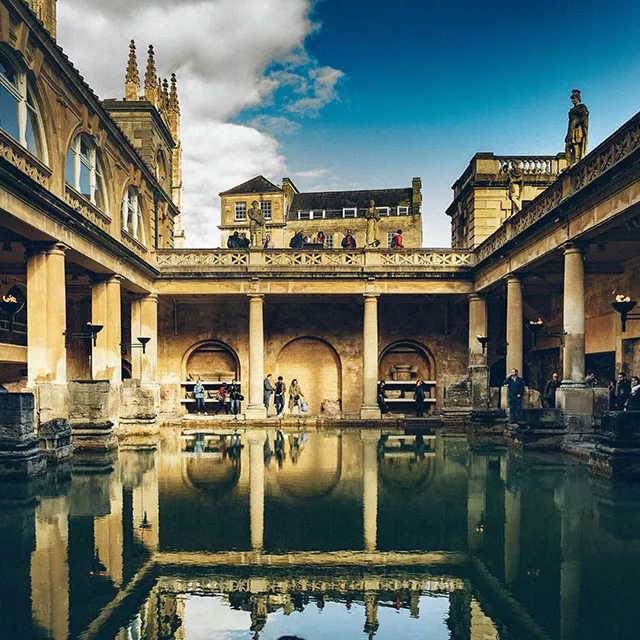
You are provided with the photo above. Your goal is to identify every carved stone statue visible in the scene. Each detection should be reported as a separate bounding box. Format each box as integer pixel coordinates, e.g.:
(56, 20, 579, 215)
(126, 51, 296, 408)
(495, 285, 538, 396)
(247, 200, 265, 248)
(365, 199, 381, 247)
(565, 89, 589, 166)
(506, 160, 524, 214)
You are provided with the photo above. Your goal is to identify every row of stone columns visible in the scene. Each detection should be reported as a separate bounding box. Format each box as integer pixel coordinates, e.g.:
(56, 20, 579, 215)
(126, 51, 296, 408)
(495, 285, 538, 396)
(245, 292, 381, 420)
(25, 243, 158, 420)
(469, 243, 587, 391)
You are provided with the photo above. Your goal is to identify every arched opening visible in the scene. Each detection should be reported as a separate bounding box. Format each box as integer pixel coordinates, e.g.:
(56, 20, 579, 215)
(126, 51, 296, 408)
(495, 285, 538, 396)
(181, 456, 241, 496)
(379, 340, 435, 382)
(275, 337, 341, 414)
(183, 340, 240, 382)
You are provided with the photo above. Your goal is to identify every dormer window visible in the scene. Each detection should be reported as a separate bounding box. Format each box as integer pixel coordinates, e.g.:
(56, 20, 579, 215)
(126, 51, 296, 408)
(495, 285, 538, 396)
(377, 207, 389, 216)
(66, 133, 107, 211)
(397, 205, 409, 215)
(342, 208, 357, 218)
(0, 53, 45, 159)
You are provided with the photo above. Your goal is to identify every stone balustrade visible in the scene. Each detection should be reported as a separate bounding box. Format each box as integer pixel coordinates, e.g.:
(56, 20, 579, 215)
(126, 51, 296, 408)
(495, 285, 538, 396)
(156, 248, 476, 274)
(496, 155, 564, 176)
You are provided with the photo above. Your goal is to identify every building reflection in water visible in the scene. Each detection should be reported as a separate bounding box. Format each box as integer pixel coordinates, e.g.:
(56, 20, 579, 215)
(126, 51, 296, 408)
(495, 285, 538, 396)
(1, 428, 640, 638)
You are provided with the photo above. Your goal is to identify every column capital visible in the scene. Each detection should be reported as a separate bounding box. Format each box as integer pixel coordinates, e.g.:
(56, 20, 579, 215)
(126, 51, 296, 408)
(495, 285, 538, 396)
(142, 292, 159, 304)
(561, 242, 586, 256)
(505, 273, 521, 284)
(47, 243, 68, 257)
(106, 274, 124, 285)
(469, 293, 484, 303)
(363, 293, 380, 300)
(247, 293, 264, 301)
(24, 241, 60, 257)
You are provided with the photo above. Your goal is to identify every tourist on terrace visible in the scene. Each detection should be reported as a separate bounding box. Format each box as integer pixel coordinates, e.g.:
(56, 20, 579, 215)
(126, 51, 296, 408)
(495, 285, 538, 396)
(614, 372, 631, 410)
(215, 382, 229, 415)
(317, 231, 326, 247)
(625, 376, 640, 411)
(414, 380, 426, 417)
(377, 380, 389, 414)
(503, 368, 525, 423)
(289, 230, 304, 248)
(274, 376, 286, 417)
(341, 230, 356, 249)
(228, 379, 242, 419)
(193, 377, 206, 415)
(392, 229, 404, 248)
(263, 233, 274, 248)
(585, 371, 597, 387)
(264, 374, 274, 414)
(288, 379, 304, 415)
(227, 231, 241, 249)
(543, 372, 561, 408)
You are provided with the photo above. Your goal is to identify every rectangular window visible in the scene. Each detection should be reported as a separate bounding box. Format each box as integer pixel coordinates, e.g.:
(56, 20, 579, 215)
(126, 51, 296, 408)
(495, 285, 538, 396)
(377, 207, 389, 216)
(387, 232, 395, 248)
(298, 210, 311, 220)
(325, 234, 334, 248)
(343, 207, 357, 218)
(311, 210, 324, 219)
(397, 205, 409, 215)
(235, 202, 246, 221)
(260, 200, 272, 220)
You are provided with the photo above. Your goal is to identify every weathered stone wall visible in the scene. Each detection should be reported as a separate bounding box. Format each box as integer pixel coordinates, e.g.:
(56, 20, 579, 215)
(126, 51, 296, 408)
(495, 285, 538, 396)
(157, 297, 468, 415)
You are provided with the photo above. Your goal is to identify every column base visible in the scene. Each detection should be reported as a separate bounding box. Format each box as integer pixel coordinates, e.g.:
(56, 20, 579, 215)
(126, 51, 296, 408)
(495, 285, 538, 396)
(245, 405, 267, 420)
(556, 385, 593, 416)
(469, 365, 490, 409)
(360, 405, 381, 420)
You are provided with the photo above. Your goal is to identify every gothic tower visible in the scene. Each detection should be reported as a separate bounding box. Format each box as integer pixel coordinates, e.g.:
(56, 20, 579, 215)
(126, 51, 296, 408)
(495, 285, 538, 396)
(27, 0, 57, 39)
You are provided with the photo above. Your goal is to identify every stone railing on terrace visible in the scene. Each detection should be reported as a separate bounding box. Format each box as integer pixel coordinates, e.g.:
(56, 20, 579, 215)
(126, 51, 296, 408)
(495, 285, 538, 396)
(155, 248, 476, 275)
(475, 110, 640, 263)
(496, 155, 565, 176)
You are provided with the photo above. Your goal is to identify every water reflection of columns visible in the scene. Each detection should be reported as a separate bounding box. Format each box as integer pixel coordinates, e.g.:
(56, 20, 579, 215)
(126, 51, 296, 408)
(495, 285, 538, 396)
(448, 587, 471, 640)
(467, 453, 487, 552)
(501, 456, 521, 586)
(247, 430, 266, 550)
(31, 496, 70, 640)
(555, 478, 583, 640)
(363, 588, 379, 638)
(361, 430, 380, 552)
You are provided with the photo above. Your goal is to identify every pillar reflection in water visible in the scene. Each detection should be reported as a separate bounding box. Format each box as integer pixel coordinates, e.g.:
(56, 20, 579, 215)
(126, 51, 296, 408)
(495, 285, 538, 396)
(467, 452, 487, 552)
(246, 429, 267, 550)
(501, 455, 521, 587)
(361, 430, 380, 552)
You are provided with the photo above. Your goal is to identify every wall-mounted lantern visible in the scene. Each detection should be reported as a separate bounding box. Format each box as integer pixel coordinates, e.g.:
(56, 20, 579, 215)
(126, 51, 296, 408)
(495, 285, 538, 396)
(611, 294, 640, 332)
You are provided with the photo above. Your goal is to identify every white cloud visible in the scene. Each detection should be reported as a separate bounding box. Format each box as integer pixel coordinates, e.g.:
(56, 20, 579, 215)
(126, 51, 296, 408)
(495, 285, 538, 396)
(56, 0, 343, 248)
(292, 168, 329, 179)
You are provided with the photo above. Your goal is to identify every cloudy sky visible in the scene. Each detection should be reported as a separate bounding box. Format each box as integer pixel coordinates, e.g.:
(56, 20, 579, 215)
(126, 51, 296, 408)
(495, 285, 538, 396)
(57, 0, 640, 248)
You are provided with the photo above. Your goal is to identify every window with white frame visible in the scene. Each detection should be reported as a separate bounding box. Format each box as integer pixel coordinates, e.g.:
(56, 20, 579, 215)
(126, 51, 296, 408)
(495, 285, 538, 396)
(235, 201, 247, 221)
(387, 232, 395, 248)
(122, 186, 145, 242)
(397, 205, 409, 215)
(325, 233, 334, 248)
(377, 206, 389, 216)
(260, 200, 272, 220)
(0, 53, 45, 159)
(298, 210, 311, 220)
(66, 133, 107, 210)
(298, 210, 324, 220)
(343, 207, 357, 218)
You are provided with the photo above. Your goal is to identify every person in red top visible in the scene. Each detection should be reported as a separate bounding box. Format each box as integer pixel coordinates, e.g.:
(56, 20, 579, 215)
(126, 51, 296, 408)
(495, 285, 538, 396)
(392, 229, 404, 248)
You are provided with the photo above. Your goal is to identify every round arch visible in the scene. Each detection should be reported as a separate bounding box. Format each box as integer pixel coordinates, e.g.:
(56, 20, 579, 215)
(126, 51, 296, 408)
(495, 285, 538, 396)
(181, 456, 241, 496)
(378, 339, 436, 382)
(275, 337, 341, 414)
(182, 339, 241, 382)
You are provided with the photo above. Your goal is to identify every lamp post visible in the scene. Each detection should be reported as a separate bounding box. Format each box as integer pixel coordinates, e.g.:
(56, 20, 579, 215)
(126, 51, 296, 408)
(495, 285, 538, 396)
(63, 322, 103, 347)
(527, 318, 566, 346)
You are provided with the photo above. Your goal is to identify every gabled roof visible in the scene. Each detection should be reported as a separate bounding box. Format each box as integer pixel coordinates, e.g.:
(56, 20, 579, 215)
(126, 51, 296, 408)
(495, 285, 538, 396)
(289, 188, 413, 216)
(220, 175, 283, 196)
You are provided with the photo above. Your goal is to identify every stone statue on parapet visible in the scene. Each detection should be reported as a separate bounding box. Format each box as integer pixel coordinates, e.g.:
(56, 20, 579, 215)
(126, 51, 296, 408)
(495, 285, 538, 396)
(365, 199, 381, 247)
(248, 200, 265, 248)
(565, 89, 589, 166)
(506, 159, 524, 214)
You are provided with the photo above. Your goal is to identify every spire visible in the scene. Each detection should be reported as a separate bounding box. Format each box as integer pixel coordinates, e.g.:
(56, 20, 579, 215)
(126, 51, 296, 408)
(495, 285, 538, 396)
(125, 40, 140, 101)
(162, 78, 170, 112)
(169, 73, 180, 114)
(144, 44, 157, 103)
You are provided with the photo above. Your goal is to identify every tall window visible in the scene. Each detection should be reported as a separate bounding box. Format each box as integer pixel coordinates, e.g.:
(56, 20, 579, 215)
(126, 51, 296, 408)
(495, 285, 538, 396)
(260, 200, 272, 220)
(66, 134, 106, 210)
(122, 186, 145, 242)
(325, 233, 334, 248)
(387, 232, 395, 248)
(235, 202, 246, 221)
(0, 53, 44, 158)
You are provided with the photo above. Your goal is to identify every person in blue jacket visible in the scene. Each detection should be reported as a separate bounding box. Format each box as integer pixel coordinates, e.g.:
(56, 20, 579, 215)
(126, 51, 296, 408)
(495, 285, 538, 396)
(503, 368, 525, 423)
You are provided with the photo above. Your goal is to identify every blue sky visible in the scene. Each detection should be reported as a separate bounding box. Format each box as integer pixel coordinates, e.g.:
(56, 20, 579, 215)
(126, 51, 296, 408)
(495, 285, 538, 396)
(59, 0, 640, 247)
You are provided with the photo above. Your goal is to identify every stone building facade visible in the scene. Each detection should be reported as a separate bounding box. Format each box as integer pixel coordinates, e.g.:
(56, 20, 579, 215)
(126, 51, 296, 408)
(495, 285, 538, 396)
(0, 0, 639, 437)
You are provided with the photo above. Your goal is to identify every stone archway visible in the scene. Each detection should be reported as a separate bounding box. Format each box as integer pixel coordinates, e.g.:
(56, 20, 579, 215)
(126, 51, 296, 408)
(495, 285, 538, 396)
(182, 340, 240, 381)
(275, 337, 341, 414)
(378, 340, 435, 382)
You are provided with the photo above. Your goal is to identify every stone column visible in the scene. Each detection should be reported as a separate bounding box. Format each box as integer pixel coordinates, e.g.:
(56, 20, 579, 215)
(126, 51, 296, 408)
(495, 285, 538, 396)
(468, 294, 487, 366)
(361, 430, 380, 552)
(468, 294, 490, 409)
(506, 275, 523, 376)
(246, 294, 266, 419)
(26, 243, 68, 427)
(246, 430, 266, 550)
(130, 297, 143, 381)
(91, 277, 108, 380)
(561, 244, 585, 384)
(92, 275, 122, 384)
(360, 294, 381, 419)
(140, 294, 158, 390)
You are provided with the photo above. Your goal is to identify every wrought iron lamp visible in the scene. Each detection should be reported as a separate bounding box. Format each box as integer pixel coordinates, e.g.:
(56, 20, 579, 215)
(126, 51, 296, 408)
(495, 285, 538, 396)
(121, 336, 152, 355)
(476, 336, 489, 354)
(611, 295, 640, 332)
(527, 318, 566, 345)
(63, 322, 103, 347)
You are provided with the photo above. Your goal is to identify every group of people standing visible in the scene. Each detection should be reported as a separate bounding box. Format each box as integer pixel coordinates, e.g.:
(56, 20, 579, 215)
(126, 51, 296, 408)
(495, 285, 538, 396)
(608, 372, 640, 411)
(192, 377, 243, 418)
(377, 379, 429, 417)
(263, 374, 306, 417)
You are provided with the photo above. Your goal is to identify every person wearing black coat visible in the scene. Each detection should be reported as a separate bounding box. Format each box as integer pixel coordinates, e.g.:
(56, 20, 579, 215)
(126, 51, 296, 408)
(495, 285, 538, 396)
(289, 231, 304, 248)
(625, 376, 640, 411)
(543, 372, 561, 408)
(503, 368, 525, 423)
(414, 380, 426, 417)
(615, 372, 632, 410)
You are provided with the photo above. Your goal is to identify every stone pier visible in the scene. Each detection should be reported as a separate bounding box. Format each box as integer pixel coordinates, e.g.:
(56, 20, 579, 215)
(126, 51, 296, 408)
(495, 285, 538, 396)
(68, 381, 118, 452)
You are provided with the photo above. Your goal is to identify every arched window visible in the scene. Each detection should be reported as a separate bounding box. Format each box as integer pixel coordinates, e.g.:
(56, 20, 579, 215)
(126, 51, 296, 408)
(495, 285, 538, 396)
(65, 133, 107, 210)
(122, 186, 145, 242)
(0, 52, 45, 158)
